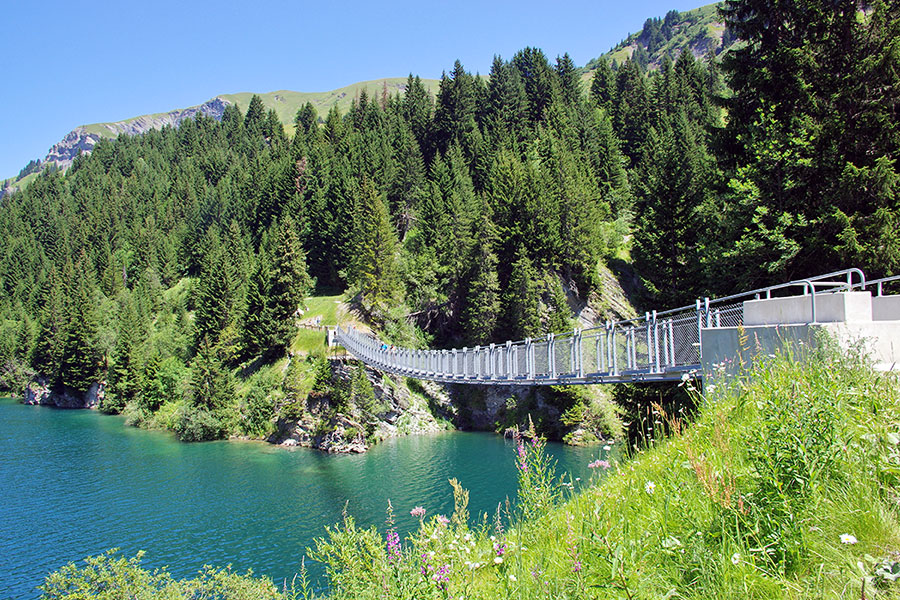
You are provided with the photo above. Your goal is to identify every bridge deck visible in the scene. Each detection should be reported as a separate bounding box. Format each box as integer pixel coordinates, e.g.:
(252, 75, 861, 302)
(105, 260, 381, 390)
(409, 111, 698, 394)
(332, 269, 874, 386)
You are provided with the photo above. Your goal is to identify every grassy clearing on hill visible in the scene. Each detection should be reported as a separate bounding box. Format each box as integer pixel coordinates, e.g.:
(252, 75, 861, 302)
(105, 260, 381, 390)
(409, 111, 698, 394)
(42, 339, 900, 599)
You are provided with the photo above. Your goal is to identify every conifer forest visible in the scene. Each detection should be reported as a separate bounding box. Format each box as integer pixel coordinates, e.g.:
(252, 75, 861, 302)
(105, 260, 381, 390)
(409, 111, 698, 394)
(1, 0, 899, 442)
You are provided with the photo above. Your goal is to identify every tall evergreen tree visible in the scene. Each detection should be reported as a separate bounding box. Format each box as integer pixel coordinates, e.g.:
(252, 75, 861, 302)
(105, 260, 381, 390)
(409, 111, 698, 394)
(504, 247, 542, 340)
(349, 177, 401, 310)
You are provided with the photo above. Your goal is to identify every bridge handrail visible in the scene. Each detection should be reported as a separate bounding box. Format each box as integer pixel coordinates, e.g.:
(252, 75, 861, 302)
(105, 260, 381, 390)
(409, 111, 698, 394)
(332, 268, 869, 385)
(855, 275, 900, 297)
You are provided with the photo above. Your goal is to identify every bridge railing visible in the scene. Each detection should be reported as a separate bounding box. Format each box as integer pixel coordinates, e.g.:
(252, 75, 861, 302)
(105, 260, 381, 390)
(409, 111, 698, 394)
(333, 268, 867, 384)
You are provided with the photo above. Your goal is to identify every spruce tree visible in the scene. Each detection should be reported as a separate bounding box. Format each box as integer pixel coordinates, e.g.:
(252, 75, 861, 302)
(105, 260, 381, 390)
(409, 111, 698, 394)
(349, 177, 400, 310)
(58, 258, 102, 393)
(463, 206, 501, 345)
(268, 216, 313, 352)
(504, 247, 542, 340)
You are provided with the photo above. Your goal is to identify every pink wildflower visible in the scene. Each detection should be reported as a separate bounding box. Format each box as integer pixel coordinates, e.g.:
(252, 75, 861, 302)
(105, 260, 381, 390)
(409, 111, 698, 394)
(588, 459, 611, 469)
(386, 529, 401, 564)
(410, 506, 426, 519)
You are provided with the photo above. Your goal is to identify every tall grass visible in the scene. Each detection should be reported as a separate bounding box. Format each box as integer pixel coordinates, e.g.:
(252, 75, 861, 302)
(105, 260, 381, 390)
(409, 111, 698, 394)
(41, 342, 900, 599)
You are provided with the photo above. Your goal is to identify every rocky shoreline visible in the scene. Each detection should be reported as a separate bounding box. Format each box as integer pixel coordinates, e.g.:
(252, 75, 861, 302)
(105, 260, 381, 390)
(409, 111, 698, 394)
(20, 357, 613, 453)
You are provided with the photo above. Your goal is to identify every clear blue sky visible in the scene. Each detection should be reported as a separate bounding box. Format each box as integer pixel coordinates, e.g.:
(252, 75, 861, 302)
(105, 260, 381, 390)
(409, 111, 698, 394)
(0, 0, 708, 179)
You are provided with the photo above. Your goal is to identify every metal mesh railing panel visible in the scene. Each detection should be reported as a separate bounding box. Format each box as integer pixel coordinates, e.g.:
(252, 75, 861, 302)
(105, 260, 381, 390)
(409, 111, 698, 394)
(670, 314, 700, 366)
(711, 302, 743, 328)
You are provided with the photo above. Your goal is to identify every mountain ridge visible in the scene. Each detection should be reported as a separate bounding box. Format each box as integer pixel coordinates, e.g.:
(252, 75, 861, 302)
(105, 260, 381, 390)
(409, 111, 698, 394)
(1, 77, 441, 194)
(3, 4, 731, 193)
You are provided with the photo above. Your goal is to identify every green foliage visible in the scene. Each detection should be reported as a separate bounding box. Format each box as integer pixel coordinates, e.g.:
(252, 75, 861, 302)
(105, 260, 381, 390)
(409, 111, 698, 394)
(177, 338, 235, 442)
(39, 549, 281, 600)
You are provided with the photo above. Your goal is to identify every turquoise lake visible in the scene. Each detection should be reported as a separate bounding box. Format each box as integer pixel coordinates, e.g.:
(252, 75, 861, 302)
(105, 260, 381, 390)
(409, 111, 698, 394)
(0, 398, 608, 599)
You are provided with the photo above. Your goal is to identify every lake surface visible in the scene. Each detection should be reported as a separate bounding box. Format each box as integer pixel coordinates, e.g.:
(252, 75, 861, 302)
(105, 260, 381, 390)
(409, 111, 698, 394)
(0, 398, 606, 599)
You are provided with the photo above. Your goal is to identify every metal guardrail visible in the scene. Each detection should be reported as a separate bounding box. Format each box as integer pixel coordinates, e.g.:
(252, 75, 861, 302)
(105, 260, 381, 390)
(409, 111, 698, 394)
(332, 269, 868, 385)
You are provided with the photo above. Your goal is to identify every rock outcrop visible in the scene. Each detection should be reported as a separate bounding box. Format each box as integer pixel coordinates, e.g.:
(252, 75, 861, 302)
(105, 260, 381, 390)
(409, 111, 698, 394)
(41, 97, 230, 171)
(270, 358, 454, 453)
(24, 376, 105, 409)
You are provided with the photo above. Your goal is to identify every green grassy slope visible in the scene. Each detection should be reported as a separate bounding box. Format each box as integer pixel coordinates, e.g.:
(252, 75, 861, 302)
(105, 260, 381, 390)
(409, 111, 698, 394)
(220, 78, 440, 134)
(585, 2, 731, 72)
(78, 78, 440, 141)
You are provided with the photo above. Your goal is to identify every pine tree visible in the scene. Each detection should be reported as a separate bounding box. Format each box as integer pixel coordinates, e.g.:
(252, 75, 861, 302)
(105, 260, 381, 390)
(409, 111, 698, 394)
(58, 258, 102, 392)
(463, 205, 501, 345)
(349, 177, 400, 310)
(268, 216, 313, 352)
(504, 247, 542, 340)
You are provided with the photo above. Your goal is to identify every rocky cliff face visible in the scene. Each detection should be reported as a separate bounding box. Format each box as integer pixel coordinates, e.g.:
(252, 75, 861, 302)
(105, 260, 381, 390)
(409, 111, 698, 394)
(270, 359, 455, 453)
(42, 97, 230, 171)
(24, 376, 105, 409)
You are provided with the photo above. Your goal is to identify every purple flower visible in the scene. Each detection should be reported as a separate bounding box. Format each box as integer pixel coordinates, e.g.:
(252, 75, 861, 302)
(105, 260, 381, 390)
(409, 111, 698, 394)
(494, 541, 507, 557)
(436, 514, 450, 526)
(516, 439, 528, 471)
(386, 529, 401, 564)
(410, 506, 426, 519)
(431, 564, 450, 590)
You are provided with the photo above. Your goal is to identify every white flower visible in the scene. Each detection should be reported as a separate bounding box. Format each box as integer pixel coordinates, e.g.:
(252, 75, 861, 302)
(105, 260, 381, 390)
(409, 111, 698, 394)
(509, 574, 517, 582)
(494, 556, 503, 564)
(645, 481, 656, 495)
(840, 533, 858, 545)
(603, 445, 611, 451)
(731, 553, 741, 565)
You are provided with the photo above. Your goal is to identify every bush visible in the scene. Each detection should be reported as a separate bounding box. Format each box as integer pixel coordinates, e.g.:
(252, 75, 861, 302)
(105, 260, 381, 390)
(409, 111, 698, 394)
(175, 404, 227, 442)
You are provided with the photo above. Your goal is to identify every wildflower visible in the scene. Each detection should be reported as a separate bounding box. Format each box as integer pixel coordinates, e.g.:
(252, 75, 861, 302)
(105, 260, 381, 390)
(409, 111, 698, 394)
(731, 552, 740, 565)
(603, 444, 611, 451)
(494, 541, 507, 557)
(410, 506, 426, 519)
(431, 564, 450, 590)
(645, 480, 656, 495)
(840, 533, 858, 545)
(509, 574, 517, 582)
(436, 514, 450, 526)
(386, 529, 401, 564)
(516, 438, 528, 472)
(494, 556, 503, 565)
(589, 459, 611, 470)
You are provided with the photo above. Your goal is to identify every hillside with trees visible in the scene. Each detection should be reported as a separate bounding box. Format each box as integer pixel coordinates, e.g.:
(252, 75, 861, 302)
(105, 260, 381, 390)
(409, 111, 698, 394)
(0, 0, 898, 448)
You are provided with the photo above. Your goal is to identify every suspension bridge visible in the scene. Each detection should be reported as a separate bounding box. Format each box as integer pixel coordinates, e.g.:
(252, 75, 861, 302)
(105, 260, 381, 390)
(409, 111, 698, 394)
(331, 269, 900, 385)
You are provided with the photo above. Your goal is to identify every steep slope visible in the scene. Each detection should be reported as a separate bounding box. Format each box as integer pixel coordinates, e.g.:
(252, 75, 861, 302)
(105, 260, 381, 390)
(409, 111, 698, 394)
(584, 2, 735, 72)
